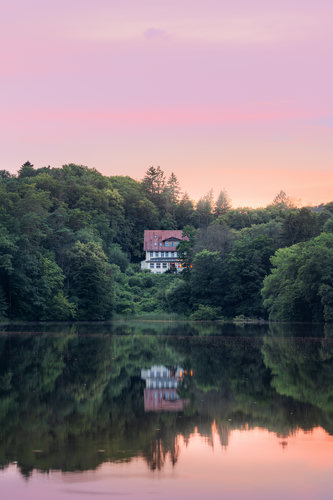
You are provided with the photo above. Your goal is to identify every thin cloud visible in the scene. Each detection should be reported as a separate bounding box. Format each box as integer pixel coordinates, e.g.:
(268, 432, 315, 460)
(143, 28, 168, 41)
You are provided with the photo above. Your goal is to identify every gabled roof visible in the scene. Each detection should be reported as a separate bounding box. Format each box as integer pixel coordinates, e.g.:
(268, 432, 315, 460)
(143, 230, 187, 251)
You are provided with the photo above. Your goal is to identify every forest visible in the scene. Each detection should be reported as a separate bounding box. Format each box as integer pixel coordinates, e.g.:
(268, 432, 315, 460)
(0, 162, 333, 322)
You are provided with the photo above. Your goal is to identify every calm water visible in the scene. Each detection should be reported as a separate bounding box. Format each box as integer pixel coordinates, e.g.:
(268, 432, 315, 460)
(0, 322, 332, 499)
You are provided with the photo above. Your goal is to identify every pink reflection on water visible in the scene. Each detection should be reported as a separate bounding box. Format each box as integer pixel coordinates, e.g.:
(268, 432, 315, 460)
(1, 427, 332, 500)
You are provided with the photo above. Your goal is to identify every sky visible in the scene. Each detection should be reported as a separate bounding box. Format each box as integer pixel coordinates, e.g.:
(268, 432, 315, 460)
(1, 0, 333, 207)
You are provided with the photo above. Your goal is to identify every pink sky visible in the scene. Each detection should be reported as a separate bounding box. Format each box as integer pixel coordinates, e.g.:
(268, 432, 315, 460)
(1, 0, 333, 206)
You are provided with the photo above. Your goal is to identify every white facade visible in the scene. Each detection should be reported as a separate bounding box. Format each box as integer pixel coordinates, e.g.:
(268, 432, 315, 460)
(140, 250, 182, 273)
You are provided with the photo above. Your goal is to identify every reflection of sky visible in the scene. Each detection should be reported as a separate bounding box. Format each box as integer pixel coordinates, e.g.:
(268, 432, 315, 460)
(2, 1, 333, 207)
(1, 427, 332, 499)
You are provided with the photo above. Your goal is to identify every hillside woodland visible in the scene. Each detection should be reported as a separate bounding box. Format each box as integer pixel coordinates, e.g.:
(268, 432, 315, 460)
(0, 163, 332, 321)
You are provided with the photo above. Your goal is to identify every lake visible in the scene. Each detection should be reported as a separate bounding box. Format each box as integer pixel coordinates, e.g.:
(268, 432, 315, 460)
(0, 322, 332, 499)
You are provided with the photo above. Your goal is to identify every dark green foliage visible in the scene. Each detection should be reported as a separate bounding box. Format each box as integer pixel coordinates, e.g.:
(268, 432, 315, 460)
(67, 241, 113, 320)
(322, 217, 333, 233)
(165, 278, 191, 314)
(190, 250, 224, 307)
(175, 193, 195, 227)
(195, 190, 214, 227)
(190, 304, 221, 320)
(1, 163, 332, 321)
(110, 176, 158, 259)
(262, 233, 333, 322)
(280, 207, 320, 246)
(108, 243, 129, 272)
(177, 224, 196, 271)
(193, 224, 234, 257)
(0, 286, 7, 318)
(223, 235, 276, 318)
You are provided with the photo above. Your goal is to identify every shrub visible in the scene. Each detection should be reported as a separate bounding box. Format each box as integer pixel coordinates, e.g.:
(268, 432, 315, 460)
(190, 305, 220, 321)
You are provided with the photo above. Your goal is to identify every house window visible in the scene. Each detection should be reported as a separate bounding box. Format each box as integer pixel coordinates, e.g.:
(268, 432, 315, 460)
(156, 263, 161, 268)
(171, 252, 175, 257)
(165, 251, 169, 256)
(150, 252, 153, 257)
(154, 235, 157, 238)
(155, 251, 159, 257)
(159, 242, 162, 246)
(163, 263, 167, 268)
(150, 263, 154, 269)
(161, 252, 164, 257)
(174, 252, 177, 257)
(165, 241, 169, 247)
(154, 242, 157, 246)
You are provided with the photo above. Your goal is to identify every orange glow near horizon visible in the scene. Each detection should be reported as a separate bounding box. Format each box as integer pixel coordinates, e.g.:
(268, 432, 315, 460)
(1, 426, 332, 499)
(1, 1, 333, 208)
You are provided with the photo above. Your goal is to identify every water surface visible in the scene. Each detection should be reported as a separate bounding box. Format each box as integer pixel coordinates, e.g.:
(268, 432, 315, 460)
(0, 322, 332, 499)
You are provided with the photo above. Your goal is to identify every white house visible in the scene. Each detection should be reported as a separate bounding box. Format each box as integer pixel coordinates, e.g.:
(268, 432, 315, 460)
(140, 230, 186, 273)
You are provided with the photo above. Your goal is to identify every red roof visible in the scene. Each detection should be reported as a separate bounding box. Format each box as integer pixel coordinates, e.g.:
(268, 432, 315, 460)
(143, 230, 187, 251)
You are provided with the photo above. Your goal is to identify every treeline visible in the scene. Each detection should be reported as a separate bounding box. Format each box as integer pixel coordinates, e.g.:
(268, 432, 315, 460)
(0, 162, 333, 321)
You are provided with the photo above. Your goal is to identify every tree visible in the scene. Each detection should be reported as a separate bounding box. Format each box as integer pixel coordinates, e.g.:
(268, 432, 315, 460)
(175, 193, 195, 228)
(224, 235, 275, 318)
(190, 250, 224, 307)
(193, 224, 234, 258)
(163, 172, 181, 223)
(262, 233, 333, 322)
(0, 286, 7, 318)
(165, 279, 191, 314)
(323, 217, 333, 233)
(0, 170, 12, 180)
(18, 161, 36, 178)
(165, 172, 181, 205)
(214, 189, 231, 217)
(142, 166, 166, 198)
(271, 190, 295, 209)
(195, 190, 214, 227)
(177, 225, 197, 271)
(110, 175, 159, 260)
(67, 241, 114, 320)
(280, 207, 319, 246)
(217, 208, 258, 230)
(108, 243, 129, 272)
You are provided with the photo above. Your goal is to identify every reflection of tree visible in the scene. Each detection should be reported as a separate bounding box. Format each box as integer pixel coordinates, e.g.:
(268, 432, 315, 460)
(262, 334, 333, 432)
(143, 427, 181, 470)
(0, 325, 331, 477)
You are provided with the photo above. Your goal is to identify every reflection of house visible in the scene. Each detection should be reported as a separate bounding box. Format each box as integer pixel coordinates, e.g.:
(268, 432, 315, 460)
(141, 365, 189, 412)
(140, 230, 187, 274)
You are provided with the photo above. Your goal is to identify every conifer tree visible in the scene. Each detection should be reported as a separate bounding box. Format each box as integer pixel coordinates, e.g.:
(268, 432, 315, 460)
(214, 189, 231, 217)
